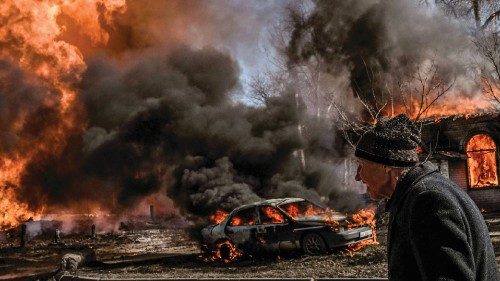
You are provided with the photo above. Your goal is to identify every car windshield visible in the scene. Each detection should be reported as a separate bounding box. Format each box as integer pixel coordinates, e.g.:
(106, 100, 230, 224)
(278, 200, 327, 220)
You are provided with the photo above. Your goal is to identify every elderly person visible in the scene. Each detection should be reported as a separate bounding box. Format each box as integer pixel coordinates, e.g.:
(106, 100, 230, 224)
(355, 114, 499, 281)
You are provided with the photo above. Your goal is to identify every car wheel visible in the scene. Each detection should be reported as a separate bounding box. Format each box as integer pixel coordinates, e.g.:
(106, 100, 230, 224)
(302, 232, 328, 255)
(220, 242, 232, 261)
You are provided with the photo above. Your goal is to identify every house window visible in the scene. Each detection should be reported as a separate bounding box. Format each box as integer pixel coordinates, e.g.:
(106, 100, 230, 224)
(466, 134, 499, 188)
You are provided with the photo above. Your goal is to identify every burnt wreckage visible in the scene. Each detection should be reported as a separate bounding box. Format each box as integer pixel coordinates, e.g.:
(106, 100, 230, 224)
(201, 198, 372, 257)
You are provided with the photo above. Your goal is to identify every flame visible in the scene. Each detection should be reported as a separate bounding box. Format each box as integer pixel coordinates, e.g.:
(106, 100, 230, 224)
(346, 208, 376, 229)
(203, 240, 242, 263)
(209, 210, 228, 224)
(261, 206, 285, 224)
(322, 215, 340, 231)
(282, 202, 326, 219)
(284, 204, 299, 218)
(283, 203, 377, 253)
(59, 0, 126, 46)
(383, 95, 495, 121)
(230, 216, 243, 226)
(282, 202, 339, 229)
(0, 0, 126, 230)
(466, 134, 498, 188)
(345, 208, 378, 255)
(304, 205, 321, 217)
(209, 209, 259, 226)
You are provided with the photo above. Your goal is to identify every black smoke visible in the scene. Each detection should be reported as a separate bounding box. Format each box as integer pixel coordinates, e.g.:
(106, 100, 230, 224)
(15, 45, 364, 217)
(80, 46, 363, 216)
(287, 0, 475, 114)
(0, 60, 58, 154)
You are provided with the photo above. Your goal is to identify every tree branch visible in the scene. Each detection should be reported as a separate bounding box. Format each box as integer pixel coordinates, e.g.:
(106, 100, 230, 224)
(481, 9, 500, 30)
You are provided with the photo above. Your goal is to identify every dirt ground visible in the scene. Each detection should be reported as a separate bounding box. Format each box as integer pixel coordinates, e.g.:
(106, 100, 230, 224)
(2, 213, 500, 280)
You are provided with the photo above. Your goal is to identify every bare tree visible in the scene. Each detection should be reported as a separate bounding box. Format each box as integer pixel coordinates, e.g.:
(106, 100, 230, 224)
(248, 75, 271, 105)
(434, 0, 500, 31)
(252, 1, 458, 150)
(331, 58, 456, 150)
(400, 60, 456, 121)
(432, 1, 500, 107)
(249, 1, 338, 118)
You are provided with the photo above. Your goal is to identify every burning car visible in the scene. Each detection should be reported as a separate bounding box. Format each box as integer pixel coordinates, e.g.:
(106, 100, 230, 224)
(201, 198, 373, 260)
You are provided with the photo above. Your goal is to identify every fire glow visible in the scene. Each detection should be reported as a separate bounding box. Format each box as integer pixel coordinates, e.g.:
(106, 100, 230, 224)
(466, 134, 499, 188)
(346, 208, 378, 254)
(0, 0, 126, 230)
(209, 210, 228, 225)
(204, 240, 243, 264)
(384, 95, 495, 121)
(262, 206, 285, 224)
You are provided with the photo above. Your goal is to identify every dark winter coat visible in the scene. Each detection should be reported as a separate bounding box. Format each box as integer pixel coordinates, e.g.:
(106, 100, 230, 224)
(386, 161, 499, 281)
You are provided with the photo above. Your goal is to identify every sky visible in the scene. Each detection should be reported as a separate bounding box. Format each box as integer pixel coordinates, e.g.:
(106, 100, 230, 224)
(200, 1, 293, 103)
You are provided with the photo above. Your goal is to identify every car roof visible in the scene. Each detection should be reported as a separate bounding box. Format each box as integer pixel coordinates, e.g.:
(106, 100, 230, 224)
(231, 197, 306, 213)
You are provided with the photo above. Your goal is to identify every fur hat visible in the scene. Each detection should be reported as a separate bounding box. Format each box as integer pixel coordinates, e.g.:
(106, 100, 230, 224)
(354, 114, 420, 167)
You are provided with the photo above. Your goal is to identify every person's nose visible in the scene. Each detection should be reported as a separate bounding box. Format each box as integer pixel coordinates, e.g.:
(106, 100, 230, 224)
(355, 165, 362, 182)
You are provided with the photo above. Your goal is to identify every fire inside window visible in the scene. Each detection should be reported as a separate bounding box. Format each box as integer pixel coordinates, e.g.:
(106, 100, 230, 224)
(466, 134, 499, 188)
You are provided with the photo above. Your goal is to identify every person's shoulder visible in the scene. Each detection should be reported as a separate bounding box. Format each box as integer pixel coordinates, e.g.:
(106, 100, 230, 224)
(411, 170, 457, 194)
(407, 175, 461, 210)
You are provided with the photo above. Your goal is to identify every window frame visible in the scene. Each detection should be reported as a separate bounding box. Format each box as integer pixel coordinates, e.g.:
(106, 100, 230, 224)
(257, 205, 289, 225)
(465, 133, 499, 190)
(227, 206, 258, 227)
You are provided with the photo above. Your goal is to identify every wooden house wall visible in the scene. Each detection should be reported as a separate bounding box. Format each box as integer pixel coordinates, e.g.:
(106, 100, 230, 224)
(448, 159, 468, 191)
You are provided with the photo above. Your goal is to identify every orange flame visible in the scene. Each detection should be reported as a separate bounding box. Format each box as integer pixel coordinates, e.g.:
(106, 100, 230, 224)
(345, 208, 378, 255)
(0, 0, 126, 230)
(347, 208, 376, 229)
(282, 202, 326, 219)
(230, 216, 243, 226)
(262, 206, 285, 224)
(304, 205, 321, 217)
(284, 204, 299, 218)
(209, 210, 228, 224)
(382, 94, 495, 121)
(466, 134, 498, 188)
(323, 215, 341, 231)
(203, 240, 242, 263)
(283, 202, 339, 229)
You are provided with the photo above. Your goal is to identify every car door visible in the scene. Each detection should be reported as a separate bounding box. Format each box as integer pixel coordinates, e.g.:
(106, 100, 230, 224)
(224, 206, 258, 247)
(256, 205, 294, 247)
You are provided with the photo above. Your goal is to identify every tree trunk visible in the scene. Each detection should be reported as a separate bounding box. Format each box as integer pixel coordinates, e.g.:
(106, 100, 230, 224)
(472, 0, 481, 29)
(290, 67, 306, 172)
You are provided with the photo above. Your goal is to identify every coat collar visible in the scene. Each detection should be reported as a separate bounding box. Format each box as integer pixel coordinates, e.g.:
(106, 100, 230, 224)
(385, 161, 439, 212)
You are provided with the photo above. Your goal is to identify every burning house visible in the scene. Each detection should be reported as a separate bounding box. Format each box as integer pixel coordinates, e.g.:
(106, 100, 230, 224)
(336, 112, 500, 213)
(420, 113, 500, 212)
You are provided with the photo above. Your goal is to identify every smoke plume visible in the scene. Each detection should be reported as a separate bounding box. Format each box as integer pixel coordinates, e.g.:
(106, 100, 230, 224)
(287, 0, 479, 117)
(77, 46, 362, 216)
(0, 0, 366, 229)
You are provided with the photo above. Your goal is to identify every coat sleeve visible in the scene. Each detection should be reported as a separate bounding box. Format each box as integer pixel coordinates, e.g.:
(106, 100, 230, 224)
(408, 190, 475, 281)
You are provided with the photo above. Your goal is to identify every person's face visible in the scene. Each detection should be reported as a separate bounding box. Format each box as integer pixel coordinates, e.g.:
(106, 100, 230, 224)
(355, 158, 392, 200)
